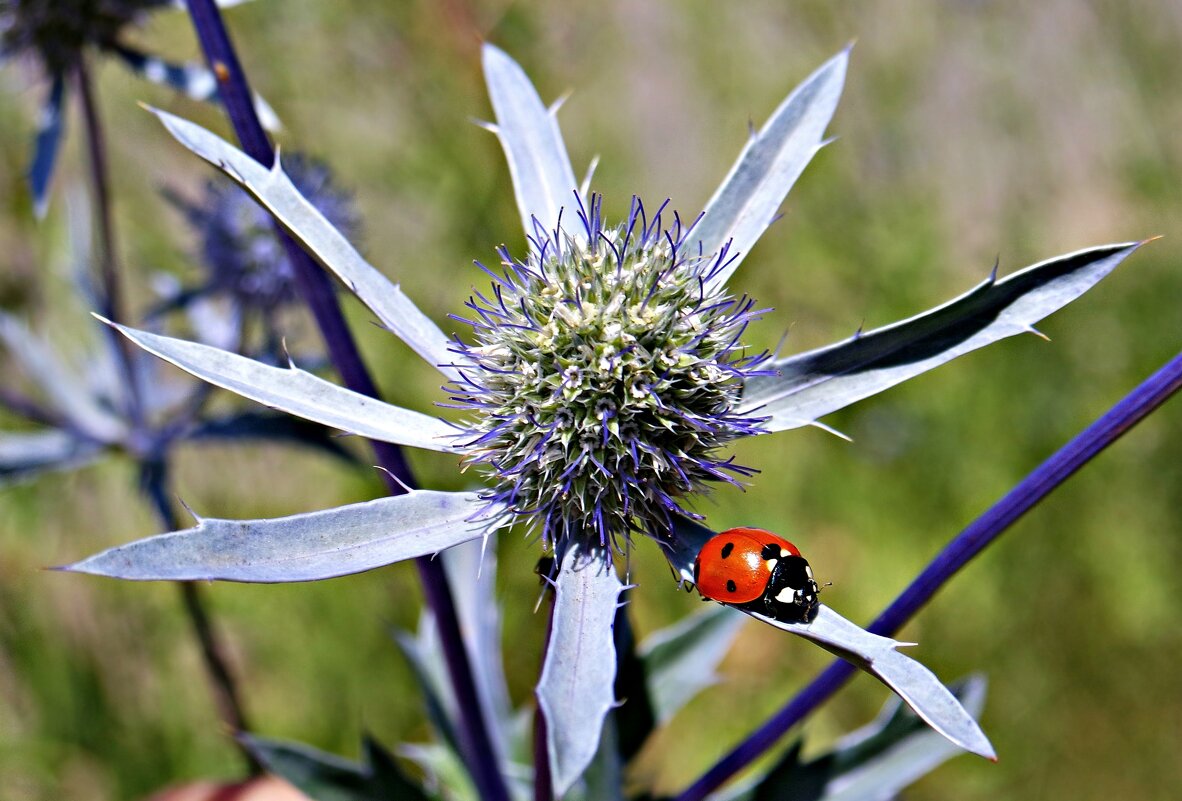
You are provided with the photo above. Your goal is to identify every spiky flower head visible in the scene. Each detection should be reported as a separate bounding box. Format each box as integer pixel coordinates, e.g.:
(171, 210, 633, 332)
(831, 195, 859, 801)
(451, 196, 770, 550)
(0, 0, 167, 76)
(184, 155, 359, 313)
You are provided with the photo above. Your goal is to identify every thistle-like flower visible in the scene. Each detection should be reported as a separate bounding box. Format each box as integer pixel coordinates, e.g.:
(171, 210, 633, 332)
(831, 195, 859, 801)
(67, 43, 1142, 794)
(452, 195, 767, 549)
(172, 155, 359, 315)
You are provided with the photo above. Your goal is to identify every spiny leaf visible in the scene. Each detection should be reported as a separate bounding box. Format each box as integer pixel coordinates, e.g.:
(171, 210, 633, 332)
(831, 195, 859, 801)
(741, 242, 1145, 431)
(666, 517, 993, 761)
(481, 44, 581, 250)
(101, 318, 463, 454)
(60, 489, 496, 583)
(148, 108, 456, 378)
(536, 546, 623, 796)
(697, 47, 849, 292)
(748, 606, 995, 761)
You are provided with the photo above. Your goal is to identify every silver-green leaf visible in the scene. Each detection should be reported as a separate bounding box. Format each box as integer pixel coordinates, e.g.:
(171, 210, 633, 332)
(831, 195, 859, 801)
(112, 45, 280, 131)
(640, 604, 746, 724)
(697, 48, 849, 293)
(0, 429, 101, 485)
(741, 242, 1144, 431)
(749, 605, 995, 761)
(241, 734, 429, 801)
(665, 517, 993, 760)
(148, 108, 456, 379)
(536, 546, 623, 797)
(481, 44, 581, 249)
(0, 313, 125, 443)
(101, 318, 463, 454)
(60, 489, 495, 582)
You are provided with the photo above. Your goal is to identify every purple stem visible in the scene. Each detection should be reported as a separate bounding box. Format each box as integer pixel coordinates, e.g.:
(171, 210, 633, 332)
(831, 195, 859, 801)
(534, 586, 556, 801)
(677, 349, 1182, 801)
(73, 55, 144, 428)
(181, 4, 510, 800)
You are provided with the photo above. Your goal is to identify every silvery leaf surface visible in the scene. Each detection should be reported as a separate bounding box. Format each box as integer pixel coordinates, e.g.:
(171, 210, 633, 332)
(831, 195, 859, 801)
(640, 604, 746, 724)
(739, 676, 987, 801)
(112, 46, 280, 131)
(696, 48, 849, 293)
(482, 44, 582, 249)
(103, 319, 463, 454)
(149, 109, 456, 379)
(60, 489, 494, 582)
(0, 429, 102, 485)
(0, 313, 125, 443)
(536, 546, 623, 797)
(241, 734, 429, 801)
(29, 75, 65, 218)
(741, 242, 1143, 432)
(749, 606, 995, 761)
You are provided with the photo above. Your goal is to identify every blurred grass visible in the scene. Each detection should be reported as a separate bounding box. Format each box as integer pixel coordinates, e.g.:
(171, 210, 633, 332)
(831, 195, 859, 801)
(1, 1, 1181, 799)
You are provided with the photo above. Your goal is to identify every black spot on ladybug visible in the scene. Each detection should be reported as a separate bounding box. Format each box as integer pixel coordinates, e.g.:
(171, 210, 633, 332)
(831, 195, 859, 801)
(760, 543, 780, 560)
(726, 579, 737, 593)
(720, 542, 735, 559)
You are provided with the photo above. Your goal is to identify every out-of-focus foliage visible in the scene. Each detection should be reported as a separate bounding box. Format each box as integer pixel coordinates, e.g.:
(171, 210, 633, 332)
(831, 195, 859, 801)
(1, 2, 1180, 800)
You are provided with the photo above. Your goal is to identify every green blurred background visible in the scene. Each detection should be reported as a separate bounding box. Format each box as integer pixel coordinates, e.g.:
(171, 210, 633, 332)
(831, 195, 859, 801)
(2, 1, 1181, 799)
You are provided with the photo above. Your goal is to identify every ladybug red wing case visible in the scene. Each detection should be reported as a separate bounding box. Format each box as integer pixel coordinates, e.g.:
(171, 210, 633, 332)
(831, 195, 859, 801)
(693, 527, 821, 624)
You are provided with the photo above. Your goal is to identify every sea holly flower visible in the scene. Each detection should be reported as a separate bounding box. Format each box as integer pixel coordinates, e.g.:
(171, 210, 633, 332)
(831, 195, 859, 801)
(175, 155, 359, 314)
(0, 0, 270, 214)
(62, 44, 1143, 793)
(157, 154, 359, 357)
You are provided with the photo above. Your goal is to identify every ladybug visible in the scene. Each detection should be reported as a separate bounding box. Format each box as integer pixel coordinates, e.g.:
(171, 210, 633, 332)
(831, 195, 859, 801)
(693, 527, 821, 624)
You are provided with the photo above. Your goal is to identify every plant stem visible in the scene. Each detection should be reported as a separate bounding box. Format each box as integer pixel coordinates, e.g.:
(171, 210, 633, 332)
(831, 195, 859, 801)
(534, 587, 555, 801)
(72, 55, 143, 428)
(677, 349, 1182, 801)
(142, 459, 262, 775)
(182, 4, 511, 800)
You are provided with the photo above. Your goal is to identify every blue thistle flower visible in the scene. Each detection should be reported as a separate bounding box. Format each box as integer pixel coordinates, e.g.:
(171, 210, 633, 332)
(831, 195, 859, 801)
(176, 155, 359, 315)
(450, 195, 770, 549)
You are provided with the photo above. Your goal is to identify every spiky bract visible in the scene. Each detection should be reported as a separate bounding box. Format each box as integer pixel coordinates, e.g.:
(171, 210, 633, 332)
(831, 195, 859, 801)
(450, 196, 770, 550)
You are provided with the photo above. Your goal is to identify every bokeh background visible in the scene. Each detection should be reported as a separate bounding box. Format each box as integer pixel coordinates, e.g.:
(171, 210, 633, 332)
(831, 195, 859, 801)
(2, 1, 1181, 799)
